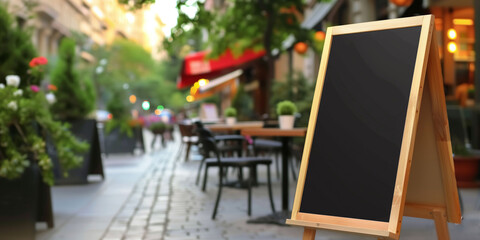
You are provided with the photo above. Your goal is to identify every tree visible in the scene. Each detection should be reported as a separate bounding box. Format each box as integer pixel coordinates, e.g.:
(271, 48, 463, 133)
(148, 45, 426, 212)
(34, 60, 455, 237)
(163, 0, 325, 113)
(50, 38, 95, 119)
(0, 2, 36, 87)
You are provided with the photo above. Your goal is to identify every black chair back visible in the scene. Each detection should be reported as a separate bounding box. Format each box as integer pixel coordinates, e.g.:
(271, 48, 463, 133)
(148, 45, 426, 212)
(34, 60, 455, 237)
(199, 137, 221, 163)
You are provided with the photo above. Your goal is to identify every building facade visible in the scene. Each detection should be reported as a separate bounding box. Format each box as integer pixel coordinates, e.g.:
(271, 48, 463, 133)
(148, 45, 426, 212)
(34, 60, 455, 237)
(4, 0, 165, 60)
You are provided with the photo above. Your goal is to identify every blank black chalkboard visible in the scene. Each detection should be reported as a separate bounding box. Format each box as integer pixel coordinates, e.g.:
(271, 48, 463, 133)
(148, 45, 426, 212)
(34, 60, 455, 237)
(299, 26, 422, 222)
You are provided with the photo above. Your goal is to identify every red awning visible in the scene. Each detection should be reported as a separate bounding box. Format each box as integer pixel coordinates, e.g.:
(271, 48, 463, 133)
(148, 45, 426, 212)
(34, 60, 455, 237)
(177, 49, 265, 89)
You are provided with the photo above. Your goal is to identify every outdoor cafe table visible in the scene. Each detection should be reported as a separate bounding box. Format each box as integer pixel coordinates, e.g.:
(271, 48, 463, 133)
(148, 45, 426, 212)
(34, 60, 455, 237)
(241, 128, 307, 225)
(206, 121, 263, 132)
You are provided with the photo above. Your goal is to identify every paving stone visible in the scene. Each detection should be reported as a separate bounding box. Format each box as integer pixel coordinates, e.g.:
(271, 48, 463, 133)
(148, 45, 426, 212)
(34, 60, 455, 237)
(98, 132, 480, 240)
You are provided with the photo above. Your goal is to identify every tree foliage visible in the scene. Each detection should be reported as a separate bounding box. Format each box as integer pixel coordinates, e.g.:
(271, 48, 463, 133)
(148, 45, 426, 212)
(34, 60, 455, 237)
(90, 39, 186, 115)
(162, 0, 326, 113)
(50, 38, 96, 120)
(164, 0, 324, 59)
(0, 2, 36, 87)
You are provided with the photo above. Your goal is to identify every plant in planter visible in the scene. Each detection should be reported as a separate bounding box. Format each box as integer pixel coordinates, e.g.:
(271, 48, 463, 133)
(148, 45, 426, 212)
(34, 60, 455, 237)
(149, 121, 167, 134)
(0, 73, 88, 239)
(452, 137, 480, 188)
(104, 89, 145, 154)
(149, 121, 167, 148)
(466, 88, 475, 107)
(0, 75, 88, 183)
(276, 100, 297, 129)
(224, 107, 237, 125)
(50, 38, 95, 120)
(49, 38, 101, 185)
(0, 5, 87, 238)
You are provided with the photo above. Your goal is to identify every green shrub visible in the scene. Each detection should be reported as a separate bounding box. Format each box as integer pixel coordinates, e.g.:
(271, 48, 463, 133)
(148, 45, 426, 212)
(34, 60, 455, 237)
(149, 122, 167, 133)
(276, 100, 297, 116)
(0, 5, 87, 185)
(105, 89, 134, 136)
(224, 107, 237, 117)
(50, 38, 95, 119)
(0, 4, 36, 87)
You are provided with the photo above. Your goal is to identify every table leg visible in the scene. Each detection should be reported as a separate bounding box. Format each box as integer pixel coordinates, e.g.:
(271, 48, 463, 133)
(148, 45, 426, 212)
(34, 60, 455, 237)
(282, 137, 290, 211)
(246, 135, 298, 226)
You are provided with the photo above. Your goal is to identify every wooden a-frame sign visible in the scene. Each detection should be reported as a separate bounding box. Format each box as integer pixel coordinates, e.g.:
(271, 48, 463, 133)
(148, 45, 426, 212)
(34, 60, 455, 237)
(286, 15, 461, 240)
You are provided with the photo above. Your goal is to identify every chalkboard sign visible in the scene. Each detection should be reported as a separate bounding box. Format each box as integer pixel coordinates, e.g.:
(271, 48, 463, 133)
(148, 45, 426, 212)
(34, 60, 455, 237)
(287, 15, 461, 240)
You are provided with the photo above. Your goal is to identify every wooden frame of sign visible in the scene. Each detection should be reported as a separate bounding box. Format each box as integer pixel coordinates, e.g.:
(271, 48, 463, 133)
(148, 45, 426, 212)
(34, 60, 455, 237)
(286, 15, 461, 240)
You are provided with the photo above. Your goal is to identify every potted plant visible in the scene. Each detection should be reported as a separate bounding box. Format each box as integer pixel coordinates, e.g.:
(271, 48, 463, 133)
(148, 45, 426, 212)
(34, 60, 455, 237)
(0, 6, 86, 238)
(224, 107, 237, 125)
(104, 89, 145, 155)
(0, 73, 88, 239)
(452, 138, 480, 188)
(149, 121, 166, 134)
(277, 100, 297, 129)
(49, 38, 102, 185)
(466, 88, 475, 107)
(149, 121, 167, 148)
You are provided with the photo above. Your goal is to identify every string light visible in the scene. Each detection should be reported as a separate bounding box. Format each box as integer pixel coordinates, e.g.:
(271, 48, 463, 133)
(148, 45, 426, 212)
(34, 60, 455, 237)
(198, 79, 209, 86)
(447, 42, 457, 53)
(447, 29, 457, 40)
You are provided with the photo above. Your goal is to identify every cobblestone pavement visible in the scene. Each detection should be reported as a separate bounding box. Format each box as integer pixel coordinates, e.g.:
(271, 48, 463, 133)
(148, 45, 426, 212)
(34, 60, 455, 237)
(101, 136, 480, 240)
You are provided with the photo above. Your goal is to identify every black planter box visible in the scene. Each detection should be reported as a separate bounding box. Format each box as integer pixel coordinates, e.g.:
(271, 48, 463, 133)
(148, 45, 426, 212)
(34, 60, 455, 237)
(0, 166, 54, 240)
(103, 126, 145, 155)
(51, 119, 105, 185)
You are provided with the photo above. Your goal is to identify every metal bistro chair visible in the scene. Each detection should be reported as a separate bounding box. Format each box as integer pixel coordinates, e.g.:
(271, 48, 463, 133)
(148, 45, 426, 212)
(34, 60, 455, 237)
(176, 123, 198, 162)
(194, 122, 246, 188)
(200, 136, 276, 219)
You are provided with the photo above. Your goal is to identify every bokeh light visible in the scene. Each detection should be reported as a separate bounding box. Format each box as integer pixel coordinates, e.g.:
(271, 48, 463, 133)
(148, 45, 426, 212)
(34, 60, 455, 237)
(142, 101, 150, 110)
(129, 95, 137, 104)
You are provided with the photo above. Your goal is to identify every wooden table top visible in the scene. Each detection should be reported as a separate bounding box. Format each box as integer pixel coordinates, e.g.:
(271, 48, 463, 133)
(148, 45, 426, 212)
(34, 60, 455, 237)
(241, 128, 307, 137)
(206, 121, 264, 131)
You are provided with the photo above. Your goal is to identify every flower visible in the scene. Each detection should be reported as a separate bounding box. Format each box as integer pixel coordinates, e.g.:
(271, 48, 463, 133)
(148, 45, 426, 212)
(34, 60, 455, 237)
(13, 89, 23, 96)
(29, 56, 48, 68)
(7, 101, 17, 111)
(46, 93, 56, 104)
(6, 75, 20, 87)
(30, 85, 40, 93)
(48, 84, 57, 91)
(0, 83, 4, 89)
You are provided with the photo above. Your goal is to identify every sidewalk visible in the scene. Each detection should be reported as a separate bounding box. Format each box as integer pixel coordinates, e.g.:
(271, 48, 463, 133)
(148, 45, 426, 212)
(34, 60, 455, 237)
(38, 131, 480, 240)
(36, 152, 156, 240)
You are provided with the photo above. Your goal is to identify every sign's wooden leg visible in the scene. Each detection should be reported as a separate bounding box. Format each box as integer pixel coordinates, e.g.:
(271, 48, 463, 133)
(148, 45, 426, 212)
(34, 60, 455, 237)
(432, 209, 450, 240)
(303, 228, 316, 240)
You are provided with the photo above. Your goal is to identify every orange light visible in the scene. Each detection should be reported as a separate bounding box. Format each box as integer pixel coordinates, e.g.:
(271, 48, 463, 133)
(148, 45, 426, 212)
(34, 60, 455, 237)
(107, 113, 113, 119)
(453, 19, 473, 26)
(186, 95, 194, 102)
(389, 0, 414, 7)
(129, 95, 137, 104)
(155, 109, 161, 115)
(447, 42, 457, 53)
(447, 29, 457, 40)
(314, 31, 326, 41)
(190, 86, 198, 95)
(294, 42, 308, 54)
